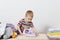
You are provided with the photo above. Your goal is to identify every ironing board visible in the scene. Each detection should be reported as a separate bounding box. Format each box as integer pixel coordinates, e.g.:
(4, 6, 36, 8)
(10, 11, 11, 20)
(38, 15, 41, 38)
(7, 34, 49, 40)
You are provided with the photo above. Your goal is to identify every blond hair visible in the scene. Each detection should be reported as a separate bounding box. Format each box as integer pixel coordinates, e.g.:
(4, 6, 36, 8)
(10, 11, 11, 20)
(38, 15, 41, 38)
(25, 10, 34, 17)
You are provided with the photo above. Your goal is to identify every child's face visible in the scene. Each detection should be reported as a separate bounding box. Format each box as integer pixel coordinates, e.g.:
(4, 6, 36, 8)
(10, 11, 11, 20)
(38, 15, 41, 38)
(25, 14, 33, 22)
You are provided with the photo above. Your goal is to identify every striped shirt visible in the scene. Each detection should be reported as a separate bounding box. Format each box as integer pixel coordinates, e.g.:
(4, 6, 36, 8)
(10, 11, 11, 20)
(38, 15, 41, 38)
(17, 19, 34, 33)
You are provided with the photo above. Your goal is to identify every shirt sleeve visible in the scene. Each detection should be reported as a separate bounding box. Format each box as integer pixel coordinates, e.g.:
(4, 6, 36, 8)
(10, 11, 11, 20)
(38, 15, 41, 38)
(17, 20, 22, 27)
(17, 19, 24, 33)
(31, 22, 34, 28)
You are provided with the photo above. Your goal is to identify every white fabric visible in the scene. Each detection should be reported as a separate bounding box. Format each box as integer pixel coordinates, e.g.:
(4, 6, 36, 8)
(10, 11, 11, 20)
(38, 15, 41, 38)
(3, 27, 13, 39)
(0, 20, 6, 36)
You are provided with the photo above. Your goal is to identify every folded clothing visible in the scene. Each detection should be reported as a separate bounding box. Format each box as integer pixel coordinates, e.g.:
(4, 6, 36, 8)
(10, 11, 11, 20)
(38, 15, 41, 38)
(3, 27, 13, 39)
(47, 28, 60, 38)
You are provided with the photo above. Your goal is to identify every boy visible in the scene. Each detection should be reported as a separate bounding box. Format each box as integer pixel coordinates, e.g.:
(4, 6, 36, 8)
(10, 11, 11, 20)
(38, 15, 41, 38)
(17, 10, 39, 36)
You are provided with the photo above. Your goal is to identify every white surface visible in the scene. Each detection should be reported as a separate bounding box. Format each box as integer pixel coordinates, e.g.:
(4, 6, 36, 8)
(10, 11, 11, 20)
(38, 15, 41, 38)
(0, 0, 60, 33)
(8, 34, 49, 40)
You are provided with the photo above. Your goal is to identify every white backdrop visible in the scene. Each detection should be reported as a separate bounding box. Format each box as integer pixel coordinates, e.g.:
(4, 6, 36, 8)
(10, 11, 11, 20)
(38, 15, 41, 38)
(0, 0, 60, 33)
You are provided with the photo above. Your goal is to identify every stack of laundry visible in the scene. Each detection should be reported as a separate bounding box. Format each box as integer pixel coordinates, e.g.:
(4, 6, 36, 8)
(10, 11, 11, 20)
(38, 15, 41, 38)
(47, 28, 60, 38)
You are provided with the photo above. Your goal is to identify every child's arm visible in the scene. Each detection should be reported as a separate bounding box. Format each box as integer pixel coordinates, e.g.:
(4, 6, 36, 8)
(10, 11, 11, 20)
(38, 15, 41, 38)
(32, 27, 38, 33)
(17, 20, 23, 35)
(32, 27, 39, 36)
(31, 23, 39, 34)
(17, 26, 22, 35)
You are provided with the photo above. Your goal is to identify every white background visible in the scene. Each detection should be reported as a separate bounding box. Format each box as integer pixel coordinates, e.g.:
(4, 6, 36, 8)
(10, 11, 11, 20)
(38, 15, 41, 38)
(0, 0, 60, 33)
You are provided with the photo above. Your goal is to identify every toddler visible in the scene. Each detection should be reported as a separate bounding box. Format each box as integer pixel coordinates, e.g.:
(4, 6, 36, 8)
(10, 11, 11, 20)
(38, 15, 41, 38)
(17, 10, 39, 36)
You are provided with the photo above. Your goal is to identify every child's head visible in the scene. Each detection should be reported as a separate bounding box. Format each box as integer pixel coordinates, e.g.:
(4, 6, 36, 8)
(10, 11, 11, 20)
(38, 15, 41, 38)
(25, 10, 34, 22)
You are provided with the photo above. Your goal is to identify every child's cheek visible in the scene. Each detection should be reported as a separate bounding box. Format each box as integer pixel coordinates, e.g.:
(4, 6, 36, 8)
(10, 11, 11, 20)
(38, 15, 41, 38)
(28, 20, 31, 22)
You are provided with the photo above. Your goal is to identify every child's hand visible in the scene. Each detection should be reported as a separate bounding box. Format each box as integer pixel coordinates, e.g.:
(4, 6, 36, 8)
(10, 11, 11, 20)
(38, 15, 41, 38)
(20, 33, 23, 36)
(35, 32, 39, 36)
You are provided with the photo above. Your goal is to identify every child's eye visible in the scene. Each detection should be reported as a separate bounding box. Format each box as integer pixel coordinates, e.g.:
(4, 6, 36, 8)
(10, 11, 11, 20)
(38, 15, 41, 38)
(31, 16, 33, 17)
